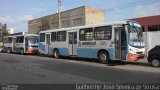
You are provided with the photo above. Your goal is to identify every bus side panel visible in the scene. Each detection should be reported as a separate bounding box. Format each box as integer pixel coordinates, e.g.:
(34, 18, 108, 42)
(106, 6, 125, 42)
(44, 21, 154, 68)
(77, 48, 114, 60)
(14, 47, 23, 53)
(49, 41, 69, 56)
(107, 48, 114, 60)
(58, 48, 69, 56)
(39, 42, 46, 54)
(13, 43, 24, 53)
(3, 43, 12, 52)
(49, 47, 54, 55)
(49, 47, 69, 56)
(77, 48, 97, 58)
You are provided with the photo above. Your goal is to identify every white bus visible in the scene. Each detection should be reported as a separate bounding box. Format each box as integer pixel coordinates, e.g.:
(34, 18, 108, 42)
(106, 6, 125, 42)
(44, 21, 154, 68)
(2, 36, 13, 53)
(12, 34, 39, 54)
(39, 20, 145, 63)
(2, 33, 39, 54)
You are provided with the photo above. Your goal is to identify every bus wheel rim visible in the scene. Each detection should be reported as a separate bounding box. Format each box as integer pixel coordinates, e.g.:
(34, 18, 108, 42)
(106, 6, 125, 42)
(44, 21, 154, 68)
(152, 59, 160, 67)
(55, 51, 58, 57)
(101, 54, 107, 61)
(7, 50, 10, 53)
(55, 52, 57, 57)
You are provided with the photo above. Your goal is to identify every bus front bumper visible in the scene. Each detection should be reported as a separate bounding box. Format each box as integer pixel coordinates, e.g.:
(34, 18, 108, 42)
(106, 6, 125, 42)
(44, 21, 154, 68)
(127, 53, 145, 61)
(26, 49, 39, 54)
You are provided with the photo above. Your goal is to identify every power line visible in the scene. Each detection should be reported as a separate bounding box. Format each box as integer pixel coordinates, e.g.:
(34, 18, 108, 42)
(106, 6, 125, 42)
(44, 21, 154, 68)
(103, 0, 157, 12)
(62, 0, 158, 12)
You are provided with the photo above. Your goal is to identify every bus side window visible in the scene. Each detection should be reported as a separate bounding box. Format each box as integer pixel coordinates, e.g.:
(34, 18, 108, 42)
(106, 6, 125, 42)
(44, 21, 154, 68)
(94, 26, 112, 40)
(57, 31, 66, 41)
(19, 36, 24, 43)
(40, 33, 45, 42)
(79, 28, 93, 41)
(5, 37, 9, 43)
(8, 37, 12, 43)
(16, 37, 19, 43)
(51, 32, 56, 42)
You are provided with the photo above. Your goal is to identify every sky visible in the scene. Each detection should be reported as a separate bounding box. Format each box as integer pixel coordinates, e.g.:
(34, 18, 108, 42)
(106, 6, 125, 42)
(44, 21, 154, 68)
(0, 0, 160, 33)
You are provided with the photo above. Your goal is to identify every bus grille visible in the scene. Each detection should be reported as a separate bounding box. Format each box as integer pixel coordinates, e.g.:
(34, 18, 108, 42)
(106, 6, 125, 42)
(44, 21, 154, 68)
(136, 52, 143, 54)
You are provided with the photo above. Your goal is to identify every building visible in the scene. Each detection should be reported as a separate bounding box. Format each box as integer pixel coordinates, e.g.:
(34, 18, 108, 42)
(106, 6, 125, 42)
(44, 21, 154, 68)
(130, 15, 160, 32)
(28, 6, 105, 34)
(0, 23, 8, 36)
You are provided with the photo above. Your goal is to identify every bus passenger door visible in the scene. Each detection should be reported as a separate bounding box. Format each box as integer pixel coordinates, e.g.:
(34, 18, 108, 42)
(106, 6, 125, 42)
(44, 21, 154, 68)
(25, 37, 28, 52)
(68, 32, 77, 56)
(114, 27, 126, 60)
(46, 34, 50, 54)
(12, 38, 16, 52)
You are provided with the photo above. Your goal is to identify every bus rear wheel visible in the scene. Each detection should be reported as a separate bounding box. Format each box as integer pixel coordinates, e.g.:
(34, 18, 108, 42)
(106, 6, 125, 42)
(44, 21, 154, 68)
(54, 49, 60, 58)
(7, 48, 11, 53)
(98, 51, 110, 64)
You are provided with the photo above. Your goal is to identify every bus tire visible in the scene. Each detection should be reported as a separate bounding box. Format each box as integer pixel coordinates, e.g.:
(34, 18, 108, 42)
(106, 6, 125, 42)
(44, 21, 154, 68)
(98, 51, 110, 64)
(20, 49, 24, 55)
(1, 49, 4, 52)
(7, 48, 11, 53)
(54, 49, 60, 58)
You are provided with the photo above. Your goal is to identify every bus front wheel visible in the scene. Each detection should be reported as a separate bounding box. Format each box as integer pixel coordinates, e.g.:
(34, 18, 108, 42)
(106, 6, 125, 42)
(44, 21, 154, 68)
(54, 49, 60, 58)
(20, 49, 24, 55)
(98, 51, 110, 64)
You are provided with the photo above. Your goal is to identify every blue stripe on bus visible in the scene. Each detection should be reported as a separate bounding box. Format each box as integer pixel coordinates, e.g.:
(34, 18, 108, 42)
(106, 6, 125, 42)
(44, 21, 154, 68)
(108, 48, 114, 60)
(77, 48, 114, 59)
(59, 48, 69, 56)
(49, 47, 69, 56)
(77, 48, 97, 58)
(39, 43, 45, 52)
(49, 48, 54, 55)
(40, 43, 114, 60)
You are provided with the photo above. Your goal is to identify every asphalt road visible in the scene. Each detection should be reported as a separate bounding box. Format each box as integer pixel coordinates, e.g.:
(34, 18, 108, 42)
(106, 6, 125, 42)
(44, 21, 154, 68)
(0, 52, 160, 84)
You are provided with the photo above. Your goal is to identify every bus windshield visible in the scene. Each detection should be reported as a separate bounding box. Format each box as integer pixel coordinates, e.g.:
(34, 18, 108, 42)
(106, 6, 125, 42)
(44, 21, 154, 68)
(128, 22, 144, 48)
(28, 36, 38, 45)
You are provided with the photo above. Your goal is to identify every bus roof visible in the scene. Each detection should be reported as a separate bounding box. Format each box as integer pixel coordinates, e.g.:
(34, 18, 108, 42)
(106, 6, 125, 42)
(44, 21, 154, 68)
(12, 34, 38, 37)
(39, 20, 133, 33)
(3, 36, 13, 38)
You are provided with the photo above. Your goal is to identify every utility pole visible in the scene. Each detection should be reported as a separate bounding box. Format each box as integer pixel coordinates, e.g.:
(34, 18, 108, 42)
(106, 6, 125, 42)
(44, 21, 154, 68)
(58, 0, 61, 29)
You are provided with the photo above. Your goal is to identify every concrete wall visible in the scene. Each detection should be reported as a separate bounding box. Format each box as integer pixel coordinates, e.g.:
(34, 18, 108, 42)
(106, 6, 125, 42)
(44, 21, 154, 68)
(84, 6, 105, 25)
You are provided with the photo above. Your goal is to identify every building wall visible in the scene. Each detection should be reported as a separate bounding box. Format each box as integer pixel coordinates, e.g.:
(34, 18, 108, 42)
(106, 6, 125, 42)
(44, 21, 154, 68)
(85, 6, 105, 25)
(28, 6, 105, 34)
(28, 18, 42, 34)
(130, 15, 160, 32)
(49, 6, 85, 29)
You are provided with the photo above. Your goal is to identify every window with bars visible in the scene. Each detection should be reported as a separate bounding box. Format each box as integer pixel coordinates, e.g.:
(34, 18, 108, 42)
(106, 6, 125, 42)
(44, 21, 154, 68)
(79, 28, 93, 41)
(94, 26, 112, 40)
(57, 31, 66, 41)
(40, 33, 45, 42)
(51, 32, 56, 42)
